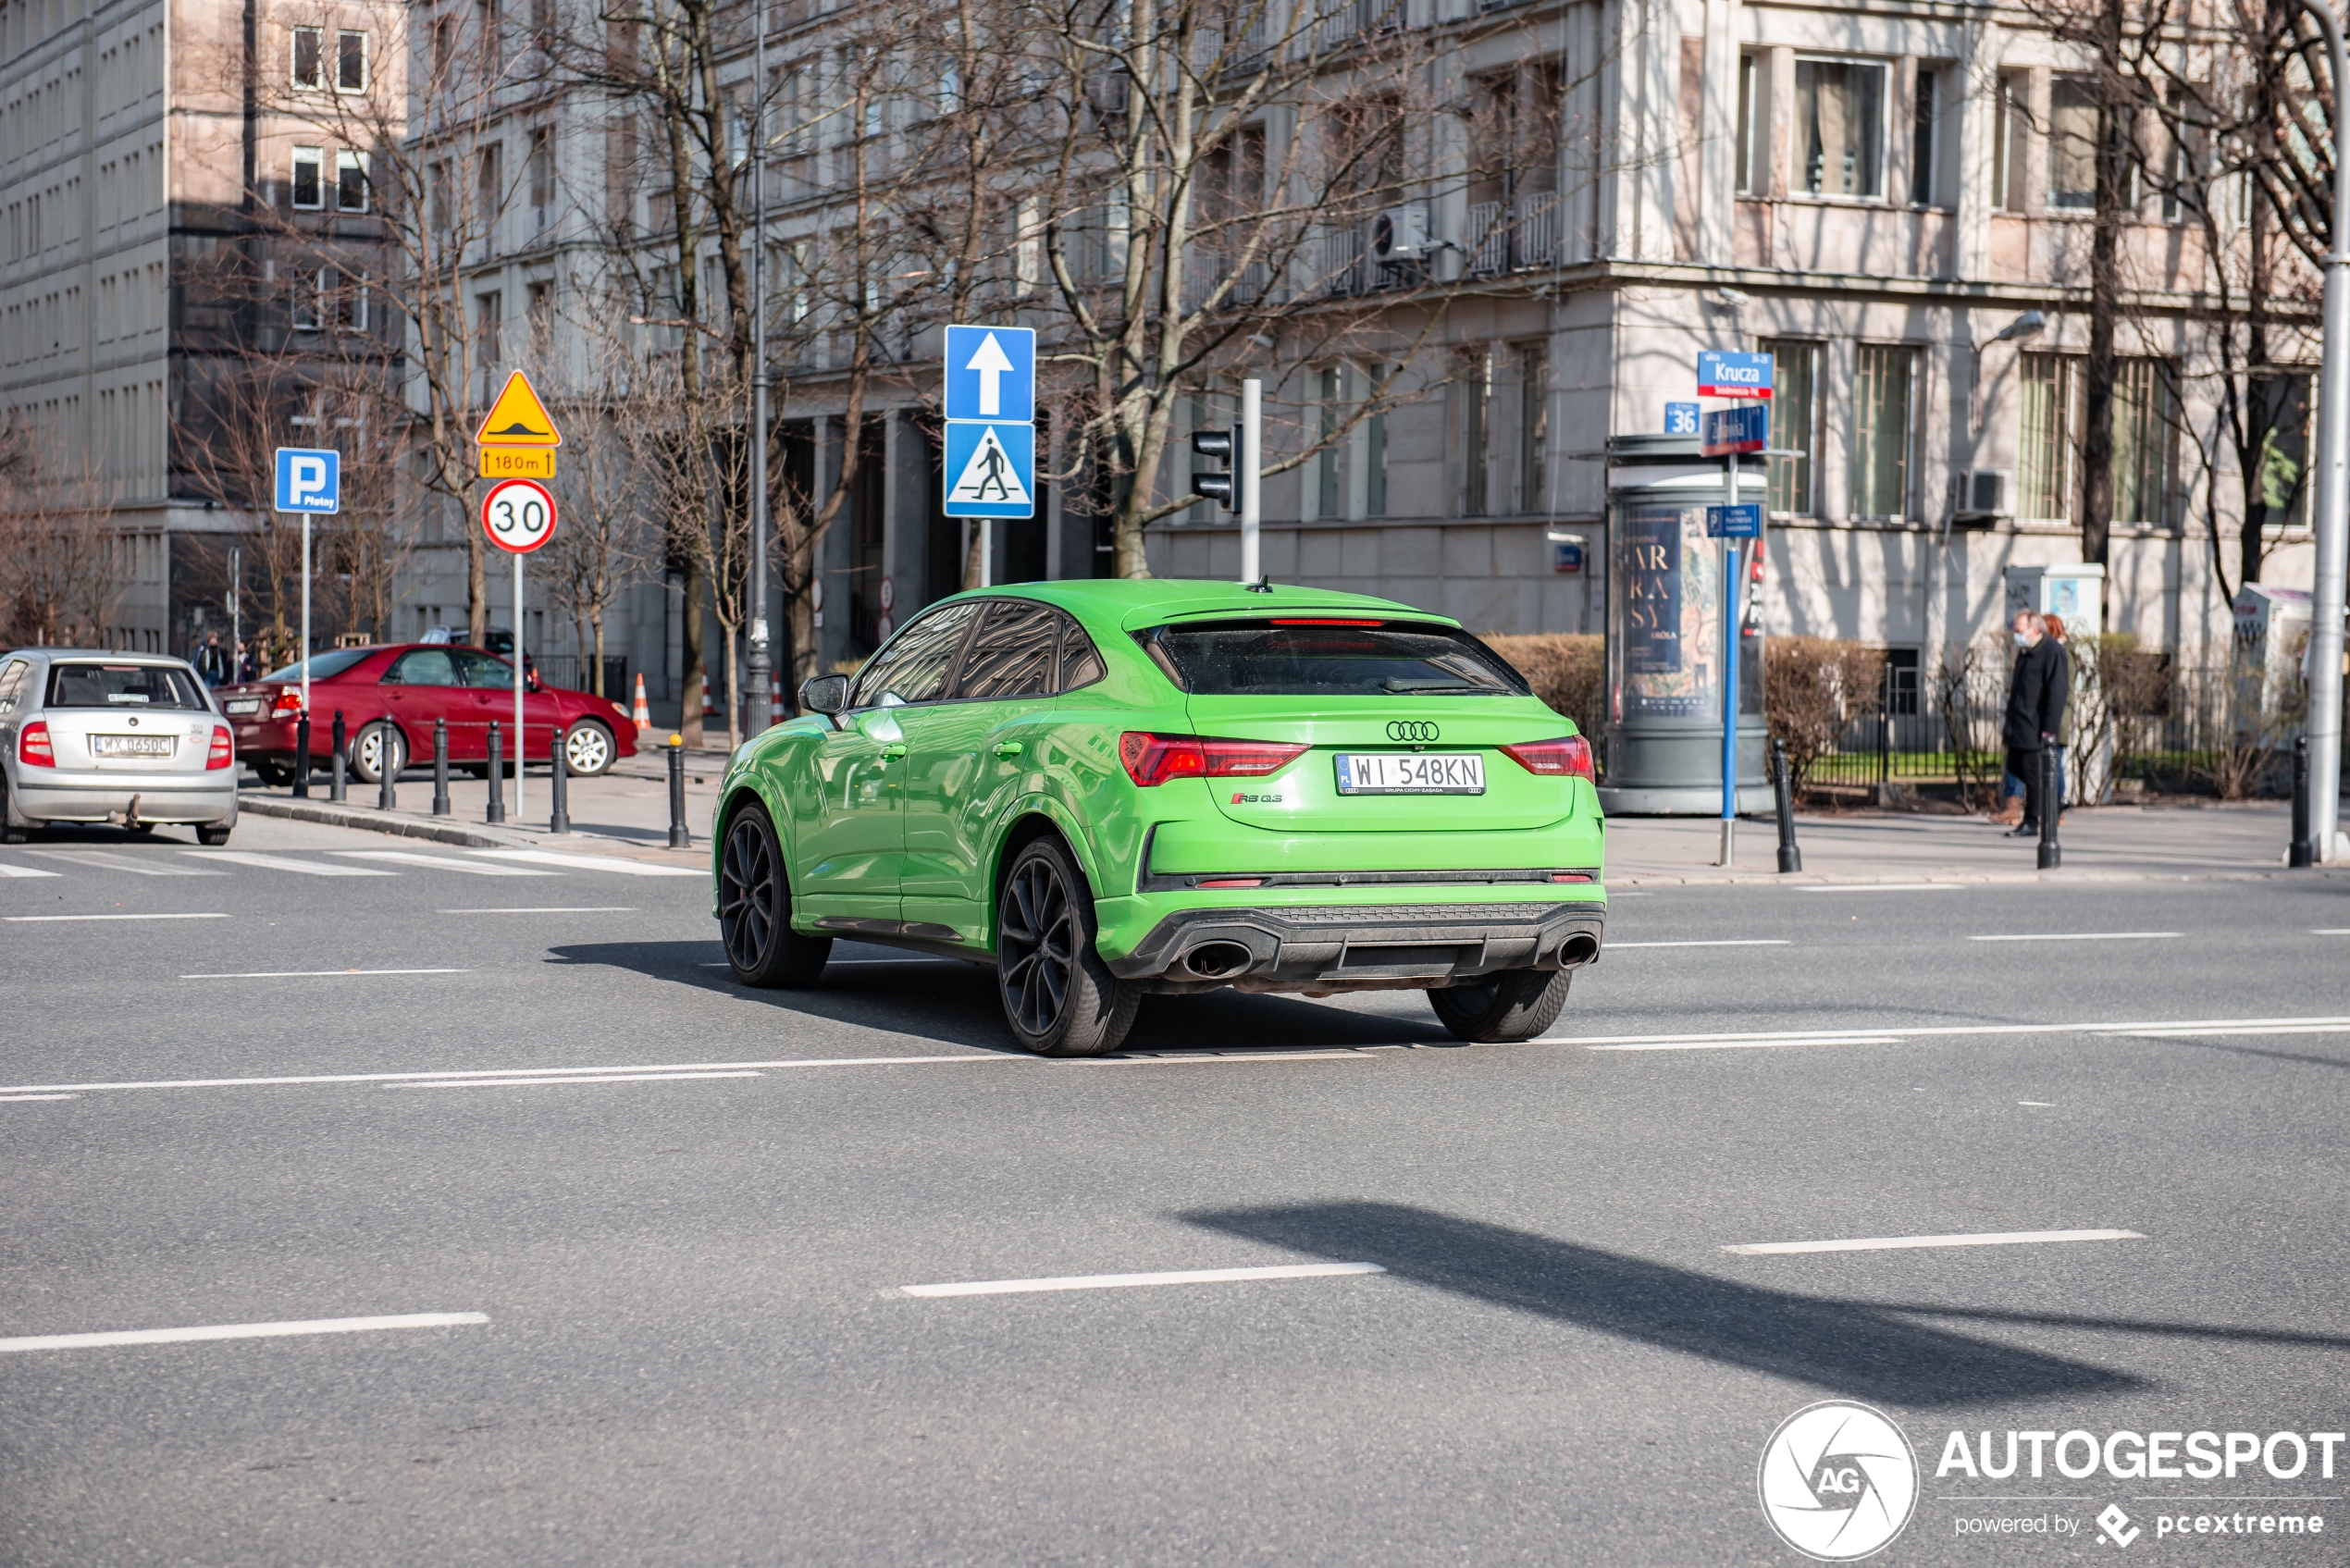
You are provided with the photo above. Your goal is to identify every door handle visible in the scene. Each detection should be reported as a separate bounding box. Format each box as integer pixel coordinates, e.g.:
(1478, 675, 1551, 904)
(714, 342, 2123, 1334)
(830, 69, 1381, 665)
(994, 741, 1024, 759)
(882, 743, 909, 760)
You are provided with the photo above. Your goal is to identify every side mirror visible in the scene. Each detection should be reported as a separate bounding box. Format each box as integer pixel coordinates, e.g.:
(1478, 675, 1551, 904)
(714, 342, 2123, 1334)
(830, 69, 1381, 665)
(798, 673, 849, 717)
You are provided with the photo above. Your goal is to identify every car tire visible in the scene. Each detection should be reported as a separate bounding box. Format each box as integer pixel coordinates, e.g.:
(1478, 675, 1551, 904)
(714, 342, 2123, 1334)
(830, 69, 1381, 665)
(350, 722, 406, 785)
(1429, 968, 1573, 1043)
(196, 823, 233, 846)
(719, 801, 832, 987)
(996, 836, 1139, 1057)
(0, 774, 31, 844)
(563, 720, 616, 777)
(252, 758, 295, 788)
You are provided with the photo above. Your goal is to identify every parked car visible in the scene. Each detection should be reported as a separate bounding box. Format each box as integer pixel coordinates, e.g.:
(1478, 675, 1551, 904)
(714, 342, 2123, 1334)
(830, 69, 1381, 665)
(216, 644, 637, 786)
(0, 648, 239, 844)
(712, 580, 1606, 1056)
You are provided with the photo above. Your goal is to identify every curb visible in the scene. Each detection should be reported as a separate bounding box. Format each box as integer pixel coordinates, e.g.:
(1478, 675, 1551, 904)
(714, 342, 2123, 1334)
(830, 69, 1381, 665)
(236, 794, 521, 850)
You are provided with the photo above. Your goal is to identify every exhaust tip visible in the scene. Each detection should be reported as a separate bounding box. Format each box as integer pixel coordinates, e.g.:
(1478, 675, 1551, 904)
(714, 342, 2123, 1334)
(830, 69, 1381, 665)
(1181, 941, 1255, 980)
(1557, 932, 1601, 968)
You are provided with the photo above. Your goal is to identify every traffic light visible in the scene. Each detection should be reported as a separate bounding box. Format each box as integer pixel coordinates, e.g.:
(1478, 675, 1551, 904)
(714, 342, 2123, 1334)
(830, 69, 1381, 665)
(1192, 426, 1239, 510)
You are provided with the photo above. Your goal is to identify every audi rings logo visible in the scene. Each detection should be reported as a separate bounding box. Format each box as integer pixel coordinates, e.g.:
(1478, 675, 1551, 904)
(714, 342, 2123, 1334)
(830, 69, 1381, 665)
(1385, 721, 1440, 742)
(1758, 1401, 1919, 1562)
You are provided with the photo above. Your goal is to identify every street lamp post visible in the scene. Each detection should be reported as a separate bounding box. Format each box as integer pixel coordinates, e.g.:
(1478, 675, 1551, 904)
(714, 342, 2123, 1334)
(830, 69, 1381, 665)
(2297, 0, 2350, 859)
(745, 0, 773, 735)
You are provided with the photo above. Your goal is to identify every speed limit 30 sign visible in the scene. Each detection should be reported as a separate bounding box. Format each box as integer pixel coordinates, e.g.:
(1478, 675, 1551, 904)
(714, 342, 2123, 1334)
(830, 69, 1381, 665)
(481, 478, 558, 553)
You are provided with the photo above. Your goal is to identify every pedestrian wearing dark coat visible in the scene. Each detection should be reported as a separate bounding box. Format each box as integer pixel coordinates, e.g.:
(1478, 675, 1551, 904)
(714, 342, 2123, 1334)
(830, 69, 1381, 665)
(2002, 610, 2069, 835)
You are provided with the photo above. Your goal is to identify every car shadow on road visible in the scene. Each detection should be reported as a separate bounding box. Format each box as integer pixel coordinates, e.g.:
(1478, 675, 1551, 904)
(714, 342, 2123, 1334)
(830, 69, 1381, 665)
(1182, 1200, 2142, 1408)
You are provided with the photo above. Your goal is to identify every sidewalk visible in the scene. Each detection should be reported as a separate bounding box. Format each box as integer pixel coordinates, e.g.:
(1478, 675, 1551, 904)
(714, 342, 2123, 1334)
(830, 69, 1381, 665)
(1609, 800, 2341, 885)
(235, 741, 732, 866)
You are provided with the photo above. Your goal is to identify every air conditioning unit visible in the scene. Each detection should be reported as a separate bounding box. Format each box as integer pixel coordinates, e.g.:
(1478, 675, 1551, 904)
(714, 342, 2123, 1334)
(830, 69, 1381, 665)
(1369, 204, 1430, 264)
(1949, 468, 2009, 522)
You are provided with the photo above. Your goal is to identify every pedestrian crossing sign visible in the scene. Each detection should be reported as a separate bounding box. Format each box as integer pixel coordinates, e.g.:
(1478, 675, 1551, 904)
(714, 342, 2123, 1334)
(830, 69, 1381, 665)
(943, 422, 1034, 519)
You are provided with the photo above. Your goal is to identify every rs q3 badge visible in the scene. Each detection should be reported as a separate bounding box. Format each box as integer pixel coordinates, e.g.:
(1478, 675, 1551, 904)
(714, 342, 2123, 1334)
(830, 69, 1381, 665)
(1386, 721, 1440, 742)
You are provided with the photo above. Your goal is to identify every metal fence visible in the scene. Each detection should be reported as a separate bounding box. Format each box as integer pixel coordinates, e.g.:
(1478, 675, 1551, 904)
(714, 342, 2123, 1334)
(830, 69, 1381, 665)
(533, 654, 630, 699)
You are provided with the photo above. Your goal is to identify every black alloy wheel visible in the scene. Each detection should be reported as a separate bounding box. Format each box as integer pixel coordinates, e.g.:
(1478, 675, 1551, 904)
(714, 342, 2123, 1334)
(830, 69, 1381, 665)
(719, 803, 831, 987)
(996, 837, 1138, 1056)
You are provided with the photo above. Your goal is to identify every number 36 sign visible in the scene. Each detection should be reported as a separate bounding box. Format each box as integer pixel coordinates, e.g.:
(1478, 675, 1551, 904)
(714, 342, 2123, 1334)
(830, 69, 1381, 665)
(481, 477, 558, 553)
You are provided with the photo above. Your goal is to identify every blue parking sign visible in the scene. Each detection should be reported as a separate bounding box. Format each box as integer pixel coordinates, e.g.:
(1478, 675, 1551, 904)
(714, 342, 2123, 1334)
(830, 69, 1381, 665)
(274, 448, 340, 513)
(1706, 503, 1762, 538)
(943, 423, 1035, 519)
(944, 325, 1035, 424)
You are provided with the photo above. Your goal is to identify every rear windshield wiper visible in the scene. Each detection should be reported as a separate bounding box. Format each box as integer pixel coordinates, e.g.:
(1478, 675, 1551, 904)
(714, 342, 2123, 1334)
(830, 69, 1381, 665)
(1381, 678, 1485, 693)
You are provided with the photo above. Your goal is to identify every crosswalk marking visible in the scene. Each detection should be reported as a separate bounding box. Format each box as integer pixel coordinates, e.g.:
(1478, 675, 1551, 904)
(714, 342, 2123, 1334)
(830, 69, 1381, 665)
(331, 851, 559, 876)
(184, 851, 396, 877)
(0, 861, 62, 878)
(470, 848, 701, 878)
(28, 849, 225, 877)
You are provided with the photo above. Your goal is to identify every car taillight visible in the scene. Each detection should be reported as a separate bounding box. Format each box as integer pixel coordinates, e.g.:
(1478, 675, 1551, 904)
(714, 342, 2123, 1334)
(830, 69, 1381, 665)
(1117, 733, 1308, 787)
(206, 725, 233, 770)
(271, 687, 304, 716)
(1500, 736, 1595, 782)
(19, 720, 54, 767)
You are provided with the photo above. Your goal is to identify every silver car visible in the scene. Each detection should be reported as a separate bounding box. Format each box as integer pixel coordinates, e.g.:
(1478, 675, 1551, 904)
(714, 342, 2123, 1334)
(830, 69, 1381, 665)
(0, 649, 238, 845)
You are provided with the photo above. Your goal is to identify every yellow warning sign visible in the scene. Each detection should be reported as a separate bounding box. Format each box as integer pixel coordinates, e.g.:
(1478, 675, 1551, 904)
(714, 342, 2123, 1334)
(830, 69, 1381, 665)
(474, 369, 563, 447)
(480, 448, 556, 479)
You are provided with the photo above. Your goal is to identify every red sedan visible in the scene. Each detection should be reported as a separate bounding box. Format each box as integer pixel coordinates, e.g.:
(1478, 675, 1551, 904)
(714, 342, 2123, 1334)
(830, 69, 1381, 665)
(218, 644, 638, 786)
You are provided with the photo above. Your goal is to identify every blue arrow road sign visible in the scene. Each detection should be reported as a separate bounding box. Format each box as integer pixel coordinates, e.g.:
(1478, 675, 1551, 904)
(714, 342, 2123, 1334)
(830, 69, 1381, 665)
(1700, 403, 1769, 456)
(944, 325, 1035, 424)
(1696, 350, 1774, 400)
(273, 448, 340, 513)
(1706, 503, 1762, 538)
(1664, 401, 1700, 436)
(943, 422, 1035, 519)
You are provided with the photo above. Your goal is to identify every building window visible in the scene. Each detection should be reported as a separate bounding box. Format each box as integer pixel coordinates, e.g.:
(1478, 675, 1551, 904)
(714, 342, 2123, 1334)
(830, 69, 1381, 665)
(337, 150, 368, 212)
(478, 0, 501, 76)
(291, 265, 325, 329)
(2018, 352, 2077, 521)
(1795, 59, 1886, 199)
(1462, 347, 1491, 516)
(291, 146, 323, 209)
(1849, 344, 1914, 519)
(478, 143, 502, 233)
(337, 268, 368, 331)
(2250, 374, 2313, 534)
(1735, 54, 1759, 194)
(337, 30, 366, 91)
(292, 26, 323, 88)
(526, 279, 552, 352)
(476, 290, 502, 403)
(1993, 73, 2029, 212)
(1315, 365, 1342, 519)
(528, 128, 554, 219)
(1366, 364, 1391, 517)
(1760, 339, 1816, 515)
(2049, 77, 2097, 209)
(1911, 67, 1936, 205)
(2111, 358, 2173, 526)
(1517, 342, 1547, 513)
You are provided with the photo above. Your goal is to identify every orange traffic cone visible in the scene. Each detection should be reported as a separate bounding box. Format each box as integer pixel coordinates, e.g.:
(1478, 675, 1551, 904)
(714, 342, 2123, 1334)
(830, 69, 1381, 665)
(631, 673, 651, 734)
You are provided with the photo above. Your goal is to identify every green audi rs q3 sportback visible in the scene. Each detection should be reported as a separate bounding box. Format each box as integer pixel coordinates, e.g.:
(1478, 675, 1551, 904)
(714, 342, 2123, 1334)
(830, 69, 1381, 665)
(713, 580, 1605, 1056)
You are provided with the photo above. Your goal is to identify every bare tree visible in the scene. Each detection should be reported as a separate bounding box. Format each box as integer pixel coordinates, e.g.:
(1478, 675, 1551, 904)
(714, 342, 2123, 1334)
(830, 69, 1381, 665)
(0, 429, 131, 648)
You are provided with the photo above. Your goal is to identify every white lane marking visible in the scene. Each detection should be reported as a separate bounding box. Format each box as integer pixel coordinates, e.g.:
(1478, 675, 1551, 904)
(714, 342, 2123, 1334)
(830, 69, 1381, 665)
(1589, 1035, 1906, 1052)
(440, 906, 637, 914)
(0, 861, 62, 878)
(0, 1311, 489, 1354)
(2019, 1101, 2056, 1106)
(901, 1262, 1386, 1298)
(1796, 883, 1962, 893)
(5, 911, 229, 922)
(388, 1070, 762, 1088)
(28, 850, 224, 876)
(1552, 1015, 2350, 1051)
(1082, 1051, 1370, 1066)
(333, 851, 557, 877)
(1610, 939, 1791, 948)
(180, 968, 471, 980)
(0, 1055, 1022, 1096)
(698, 957, 961, 968)
(470, 849, 701, 877)
(0, 1093, 78, 1102)
(1968, 932, 2180, 944)
(183, 851, 395, 876)
(1723, 1228, 2145, 1256)
(2313, 929, 2350, 935)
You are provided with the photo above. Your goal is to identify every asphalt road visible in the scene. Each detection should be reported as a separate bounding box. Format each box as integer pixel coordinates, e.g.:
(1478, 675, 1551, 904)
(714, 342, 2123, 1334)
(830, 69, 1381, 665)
(5, 816, 2348, 1566)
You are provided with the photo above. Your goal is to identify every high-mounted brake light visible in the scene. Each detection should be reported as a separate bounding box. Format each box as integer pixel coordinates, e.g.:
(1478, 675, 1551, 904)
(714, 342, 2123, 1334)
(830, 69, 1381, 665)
(1118, 732, 1308, 787)
(1500, 736, 1595, 782)
(19, 720, 54, 768)
(270, 687, 305, 716)
(1268, 618, 1382, 626)
(205, 725, 234, 770)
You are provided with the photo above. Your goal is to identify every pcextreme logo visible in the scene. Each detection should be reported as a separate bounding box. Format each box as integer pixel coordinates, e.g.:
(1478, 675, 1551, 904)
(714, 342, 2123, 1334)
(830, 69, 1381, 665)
(1759, 1401, 1920, 1562)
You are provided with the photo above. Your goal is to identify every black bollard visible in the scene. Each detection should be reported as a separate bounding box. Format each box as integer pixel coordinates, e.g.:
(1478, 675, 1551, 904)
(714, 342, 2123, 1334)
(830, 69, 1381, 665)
(1772, 737, 1802, 874)
(2290, 735, 2315, 868)
(667, 735, 688, 849)
(431, 717, 451, 817)
(549, 726, 570, 834)
(486, 722, 505, 824)
(2036, 747, 2061, 870)
(377, 722, 397, 810)
(329, 710, 348, 802)
(292, 712, 311, 798)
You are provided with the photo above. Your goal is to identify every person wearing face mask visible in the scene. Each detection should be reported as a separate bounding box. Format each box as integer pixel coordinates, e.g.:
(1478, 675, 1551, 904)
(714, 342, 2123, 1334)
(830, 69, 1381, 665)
(2001, 608, 2070, 837)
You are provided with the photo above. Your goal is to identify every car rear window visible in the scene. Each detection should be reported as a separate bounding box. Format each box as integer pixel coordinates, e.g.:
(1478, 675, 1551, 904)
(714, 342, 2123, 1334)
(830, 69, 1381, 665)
(1140, 619, 1529, 698)
(257, 647, 377, 683)
(45, 662, 211, 710)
